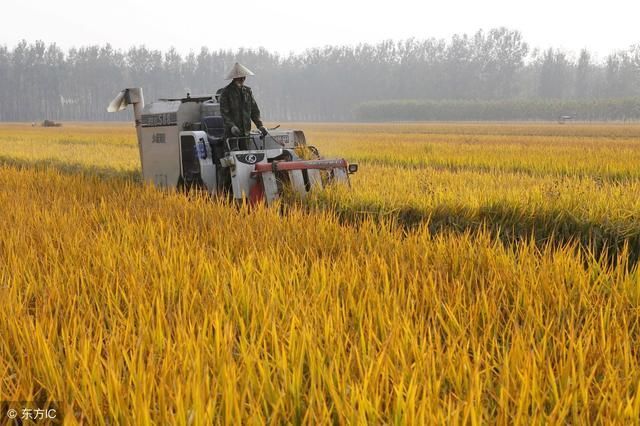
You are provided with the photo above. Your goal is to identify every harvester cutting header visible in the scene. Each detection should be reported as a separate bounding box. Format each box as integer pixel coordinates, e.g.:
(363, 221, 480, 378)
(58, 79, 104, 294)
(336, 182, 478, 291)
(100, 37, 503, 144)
(108, 62, 357, 205)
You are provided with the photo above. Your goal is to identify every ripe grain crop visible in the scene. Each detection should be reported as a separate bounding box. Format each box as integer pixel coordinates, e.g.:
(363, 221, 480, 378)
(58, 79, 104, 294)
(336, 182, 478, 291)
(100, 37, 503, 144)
(0, 122, 639, 424)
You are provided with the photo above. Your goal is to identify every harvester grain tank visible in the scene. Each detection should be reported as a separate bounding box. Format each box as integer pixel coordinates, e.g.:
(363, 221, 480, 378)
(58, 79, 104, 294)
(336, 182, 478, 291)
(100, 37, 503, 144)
(108, 88, 357, 205)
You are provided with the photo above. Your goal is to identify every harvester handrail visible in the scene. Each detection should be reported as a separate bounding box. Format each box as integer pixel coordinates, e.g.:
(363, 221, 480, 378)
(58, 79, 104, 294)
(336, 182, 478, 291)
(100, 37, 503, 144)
(225, 135, 259, 152)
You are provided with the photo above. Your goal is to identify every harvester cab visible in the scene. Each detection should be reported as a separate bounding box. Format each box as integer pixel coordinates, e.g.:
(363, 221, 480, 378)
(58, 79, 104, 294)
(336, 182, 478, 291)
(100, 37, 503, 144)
(108, 88, 357, 205)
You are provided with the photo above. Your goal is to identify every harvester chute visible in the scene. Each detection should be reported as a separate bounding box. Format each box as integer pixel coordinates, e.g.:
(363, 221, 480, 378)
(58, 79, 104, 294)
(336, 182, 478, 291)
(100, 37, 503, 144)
(107, 90, 127, 113)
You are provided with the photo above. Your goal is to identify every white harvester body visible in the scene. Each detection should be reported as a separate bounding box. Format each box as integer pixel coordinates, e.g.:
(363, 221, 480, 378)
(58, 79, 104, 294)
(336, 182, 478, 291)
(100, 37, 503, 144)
(108, 88, 357, 205)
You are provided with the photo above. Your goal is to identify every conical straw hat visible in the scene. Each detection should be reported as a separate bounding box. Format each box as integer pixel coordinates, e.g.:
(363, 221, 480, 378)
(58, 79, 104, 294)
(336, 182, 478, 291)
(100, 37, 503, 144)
(225, 62, 255, 80)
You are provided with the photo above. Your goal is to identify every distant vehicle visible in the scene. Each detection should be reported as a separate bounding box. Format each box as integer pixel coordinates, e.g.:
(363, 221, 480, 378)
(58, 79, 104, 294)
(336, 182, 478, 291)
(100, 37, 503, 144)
(558, 115, 574, 124)
(41, 120, 62, 127)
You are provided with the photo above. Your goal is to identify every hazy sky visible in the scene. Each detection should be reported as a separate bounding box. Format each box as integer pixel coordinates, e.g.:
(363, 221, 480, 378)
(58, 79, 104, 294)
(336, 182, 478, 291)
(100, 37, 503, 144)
(1, 0, 638, 60)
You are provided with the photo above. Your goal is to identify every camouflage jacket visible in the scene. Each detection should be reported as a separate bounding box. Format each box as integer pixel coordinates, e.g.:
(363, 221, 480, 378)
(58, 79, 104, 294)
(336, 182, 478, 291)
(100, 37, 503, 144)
(219, 83, 263, 138)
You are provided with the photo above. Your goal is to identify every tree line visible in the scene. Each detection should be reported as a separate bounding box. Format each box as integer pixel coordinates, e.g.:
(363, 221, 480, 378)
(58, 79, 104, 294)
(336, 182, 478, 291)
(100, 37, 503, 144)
(355, 98, 640, 122)
(0, 28, 639, 122)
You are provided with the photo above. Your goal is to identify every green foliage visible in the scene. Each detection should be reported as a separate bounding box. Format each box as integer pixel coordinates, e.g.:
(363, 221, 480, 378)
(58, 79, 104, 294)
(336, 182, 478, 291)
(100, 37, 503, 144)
(355, 98, 640, 121)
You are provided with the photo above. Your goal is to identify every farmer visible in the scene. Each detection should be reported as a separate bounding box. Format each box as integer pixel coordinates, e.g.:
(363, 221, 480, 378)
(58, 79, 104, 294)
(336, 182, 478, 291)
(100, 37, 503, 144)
(219, 62, 267, 150)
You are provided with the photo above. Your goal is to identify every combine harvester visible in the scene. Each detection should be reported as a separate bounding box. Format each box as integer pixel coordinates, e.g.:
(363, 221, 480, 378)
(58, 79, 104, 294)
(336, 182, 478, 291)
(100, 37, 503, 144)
(108, 88, 357, 205)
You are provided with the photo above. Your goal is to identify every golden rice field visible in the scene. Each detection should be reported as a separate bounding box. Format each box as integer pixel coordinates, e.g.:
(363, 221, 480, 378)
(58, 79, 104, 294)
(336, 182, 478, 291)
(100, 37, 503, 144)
(1, 122, 640, 424)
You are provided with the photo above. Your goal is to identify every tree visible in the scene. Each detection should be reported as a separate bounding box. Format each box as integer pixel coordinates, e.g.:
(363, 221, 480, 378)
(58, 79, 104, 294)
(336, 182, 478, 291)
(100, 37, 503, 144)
(0, 45, 9, 120)
(574, 49, 591, 99)
(538, 49, 570, 99)
(474, 28, 528, 99)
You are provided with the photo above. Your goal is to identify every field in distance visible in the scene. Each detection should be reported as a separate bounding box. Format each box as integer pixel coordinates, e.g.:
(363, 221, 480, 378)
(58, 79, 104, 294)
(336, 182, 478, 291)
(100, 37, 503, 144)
(1, 122, 639, 423)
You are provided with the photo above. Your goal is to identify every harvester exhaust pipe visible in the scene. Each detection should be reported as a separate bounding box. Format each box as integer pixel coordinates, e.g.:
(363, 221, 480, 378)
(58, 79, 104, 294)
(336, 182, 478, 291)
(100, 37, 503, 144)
(108, 88, 145, 165)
